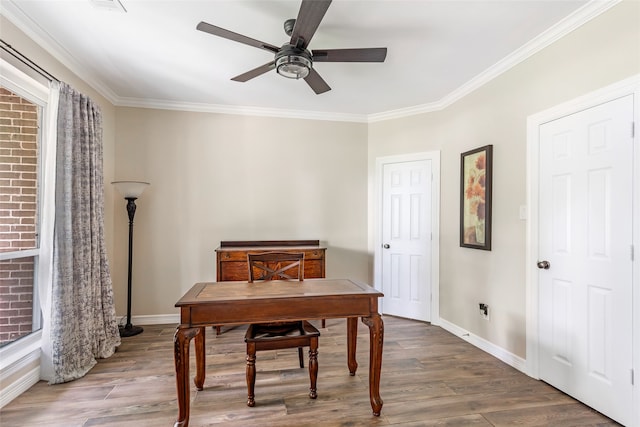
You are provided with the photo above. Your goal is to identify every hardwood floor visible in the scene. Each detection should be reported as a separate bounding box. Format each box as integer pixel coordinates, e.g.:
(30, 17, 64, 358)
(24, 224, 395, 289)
(1, 316, 619, 426)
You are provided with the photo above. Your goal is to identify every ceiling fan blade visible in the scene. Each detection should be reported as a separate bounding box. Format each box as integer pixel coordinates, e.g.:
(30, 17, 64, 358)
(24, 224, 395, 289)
(197, 21, 279, 53)
(304, 68, 331, 94)
(312, 48, 387, 63)
(231, 61, 276, 82)
(289, 0, 332, 49)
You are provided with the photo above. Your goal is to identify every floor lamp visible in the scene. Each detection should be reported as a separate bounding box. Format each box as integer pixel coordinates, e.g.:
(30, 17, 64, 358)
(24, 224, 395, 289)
(112, 180, 150, 337)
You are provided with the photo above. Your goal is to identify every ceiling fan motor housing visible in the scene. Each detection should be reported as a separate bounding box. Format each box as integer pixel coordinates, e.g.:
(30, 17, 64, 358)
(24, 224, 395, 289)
(283, 18, 296, 37)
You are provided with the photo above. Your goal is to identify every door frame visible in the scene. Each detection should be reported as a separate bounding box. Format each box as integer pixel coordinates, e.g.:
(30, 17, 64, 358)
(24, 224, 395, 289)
(525, 75, 640, 425)
(374, 151, 441, 325)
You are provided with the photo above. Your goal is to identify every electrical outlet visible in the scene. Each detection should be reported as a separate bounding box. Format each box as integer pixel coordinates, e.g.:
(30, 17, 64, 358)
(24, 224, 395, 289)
(479, 303, 489, 319)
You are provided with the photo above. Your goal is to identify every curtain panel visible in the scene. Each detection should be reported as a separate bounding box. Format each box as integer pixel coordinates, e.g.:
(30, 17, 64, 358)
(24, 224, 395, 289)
(41, 83, 120, 384)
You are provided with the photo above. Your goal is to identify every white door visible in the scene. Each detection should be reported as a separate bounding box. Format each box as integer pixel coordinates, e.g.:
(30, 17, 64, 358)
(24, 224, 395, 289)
(538, 95, 633, 425)
(380, 159, 432, 321)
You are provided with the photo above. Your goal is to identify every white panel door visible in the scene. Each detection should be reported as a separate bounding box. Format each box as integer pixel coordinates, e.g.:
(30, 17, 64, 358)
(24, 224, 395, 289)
(538, 95, 633, 425)
(381, 160, 432, 321)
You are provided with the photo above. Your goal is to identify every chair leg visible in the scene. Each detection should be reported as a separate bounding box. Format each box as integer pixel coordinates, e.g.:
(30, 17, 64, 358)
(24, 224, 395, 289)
(298, 347, 304, 368)
(246, 343, 256, 407)
(216, 326, 221, 335)
(308, 337, 318, 399)
(322, 319, 326, 328)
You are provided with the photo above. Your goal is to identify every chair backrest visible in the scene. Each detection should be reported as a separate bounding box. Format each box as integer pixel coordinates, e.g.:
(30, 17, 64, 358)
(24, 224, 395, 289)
(247, 252, 304, 282)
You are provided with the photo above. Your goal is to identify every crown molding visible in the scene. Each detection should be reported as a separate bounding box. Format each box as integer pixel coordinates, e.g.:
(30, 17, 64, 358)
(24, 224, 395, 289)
(2, 0, 620, 123)
(367, 0, 621, 123)
(116, 96, 369, 123)
(1, 0, 121, 104)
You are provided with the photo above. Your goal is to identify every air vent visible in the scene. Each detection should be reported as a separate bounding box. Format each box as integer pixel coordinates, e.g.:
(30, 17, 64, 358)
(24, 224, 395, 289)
(89, 0, 127, 12)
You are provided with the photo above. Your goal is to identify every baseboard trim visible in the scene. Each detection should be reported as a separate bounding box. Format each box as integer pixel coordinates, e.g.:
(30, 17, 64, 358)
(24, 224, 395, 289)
(0, 359, 40, 408)
(128, 314, 180, 326)
(438, 317, 527, 374)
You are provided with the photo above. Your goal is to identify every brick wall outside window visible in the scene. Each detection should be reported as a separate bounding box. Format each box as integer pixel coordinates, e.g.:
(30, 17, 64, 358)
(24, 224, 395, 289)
(0, 86, 39, 347)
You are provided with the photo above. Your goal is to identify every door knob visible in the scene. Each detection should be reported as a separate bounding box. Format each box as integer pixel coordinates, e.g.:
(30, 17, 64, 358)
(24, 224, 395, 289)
(537, 260, 550, 269)
(383, 244, 390, 249)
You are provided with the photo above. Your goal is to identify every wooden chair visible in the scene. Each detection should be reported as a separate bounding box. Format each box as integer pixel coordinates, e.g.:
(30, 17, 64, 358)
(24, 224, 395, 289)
(244, 252, 320, 407)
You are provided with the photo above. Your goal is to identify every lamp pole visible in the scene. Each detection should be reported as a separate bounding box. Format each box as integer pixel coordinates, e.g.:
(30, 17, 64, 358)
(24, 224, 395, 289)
(121, 196, 142, 337)
(112, 180, 149, 338)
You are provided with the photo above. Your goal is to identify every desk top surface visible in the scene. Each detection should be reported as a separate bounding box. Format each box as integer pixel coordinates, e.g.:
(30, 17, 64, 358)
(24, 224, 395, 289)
(216, 239, 325, 252)
(216, 245, 326, 252)
(175, 278, 382, 307)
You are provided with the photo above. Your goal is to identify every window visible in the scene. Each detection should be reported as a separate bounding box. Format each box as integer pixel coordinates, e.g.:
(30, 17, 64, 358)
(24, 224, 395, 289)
(0, 59, 51, 349)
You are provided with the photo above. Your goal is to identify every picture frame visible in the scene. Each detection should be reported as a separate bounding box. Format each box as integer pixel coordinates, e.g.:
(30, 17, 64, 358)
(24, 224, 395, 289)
(460, 145, 493, 250)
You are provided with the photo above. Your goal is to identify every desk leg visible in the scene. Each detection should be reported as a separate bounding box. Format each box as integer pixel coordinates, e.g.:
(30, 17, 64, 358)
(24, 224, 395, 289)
(194, 326, 205, 390)
(174, 326, 203, 427)
(346, 317, 358, 375)
(362, 314, 384, 416)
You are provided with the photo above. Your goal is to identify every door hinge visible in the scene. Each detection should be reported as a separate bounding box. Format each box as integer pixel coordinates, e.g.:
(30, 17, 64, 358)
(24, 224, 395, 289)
(632, 369, 635, 385)
(632, 245, 635, 261)
(632, 121, 635, 138)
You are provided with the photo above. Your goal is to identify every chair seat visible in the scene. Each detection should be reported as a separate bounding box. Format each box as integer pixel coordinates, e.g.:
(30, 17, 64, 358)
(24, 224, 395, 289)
(245, 320, 320, 343)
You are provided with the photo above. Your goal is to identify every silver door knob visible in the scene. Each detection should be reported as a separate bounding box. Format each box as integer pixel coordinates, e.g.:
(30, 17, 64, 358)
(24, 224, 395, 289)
(537, 260, 550, 269)
(383, 244, 390, 249)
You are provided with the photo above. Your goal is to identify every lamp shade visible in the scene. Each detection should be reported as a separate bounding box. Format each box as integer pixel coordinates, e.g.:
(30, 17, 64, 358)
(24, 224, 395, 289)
(111, 180, 150, 198)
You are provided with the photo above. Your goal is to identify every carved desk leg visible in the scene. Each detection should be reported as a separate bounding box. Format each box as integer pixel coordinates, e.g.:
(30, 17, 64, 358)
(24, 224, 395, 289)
(346, 317, 358, 375)
(362, 313, 384, 416)
(174, 326, 203, 427)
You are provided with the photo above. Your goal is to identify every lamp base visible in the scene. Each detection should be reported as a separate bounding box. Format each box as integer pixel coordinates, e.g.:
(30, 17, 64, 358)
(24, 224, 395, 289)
(119, 324, 143, 337)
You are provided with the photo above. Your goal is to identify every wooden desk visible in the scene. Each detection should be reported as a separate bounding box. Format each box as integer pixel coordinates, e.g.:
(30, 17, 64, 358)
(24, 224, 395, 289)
(173, 278, 384, 427)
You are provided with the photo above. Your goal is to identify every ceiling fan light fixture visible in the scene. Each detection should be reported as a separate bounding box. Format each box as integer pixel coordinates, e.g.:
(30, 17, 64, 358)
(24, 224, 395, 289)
(276, 55, 311, 79)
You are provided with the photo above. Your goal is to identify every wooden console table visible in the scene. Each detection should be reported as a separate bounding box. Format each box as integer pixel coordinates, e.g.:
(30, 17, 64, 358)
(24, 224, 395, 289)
(215, 240, 326, 281)
(173, 278, 384, 427)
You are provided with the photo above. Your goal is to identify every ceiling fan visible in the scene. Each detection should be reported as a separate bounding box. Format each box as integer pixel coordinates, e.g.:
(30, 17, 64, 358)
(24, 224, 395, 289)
(196, 0, 387, 94)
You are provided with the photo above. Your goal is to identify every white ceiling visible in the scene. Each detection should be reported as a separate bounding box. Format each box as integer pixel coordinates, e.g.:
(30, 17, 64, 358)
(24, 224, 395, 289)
(2, 0, 601, 121)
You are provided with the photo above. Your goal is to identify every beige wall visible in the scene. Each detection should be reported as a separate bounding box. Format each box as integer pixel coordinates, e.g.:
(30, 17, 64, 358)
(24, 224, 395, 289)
(113, 109, 369, 316)
(368, 0, 640, 358)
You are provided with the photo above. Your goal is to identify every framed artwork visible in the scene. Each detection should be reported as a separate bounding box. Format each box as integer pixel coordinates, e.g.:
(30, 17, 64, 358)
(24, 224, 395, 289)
(460, 145, 493, 250)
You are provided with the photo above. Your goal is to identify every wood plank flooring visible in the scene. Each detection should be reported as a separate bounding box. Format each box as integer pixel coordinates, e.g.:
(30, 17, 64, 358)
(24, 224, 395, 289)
(0, 316, 619, 426)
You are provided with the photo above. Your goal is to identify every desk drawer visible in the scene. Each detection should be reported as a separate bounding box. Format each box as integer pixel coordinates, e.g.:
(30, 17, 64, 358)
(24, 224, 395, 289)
(218, 248, 324, 261)
(216, 246, 326, 281)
